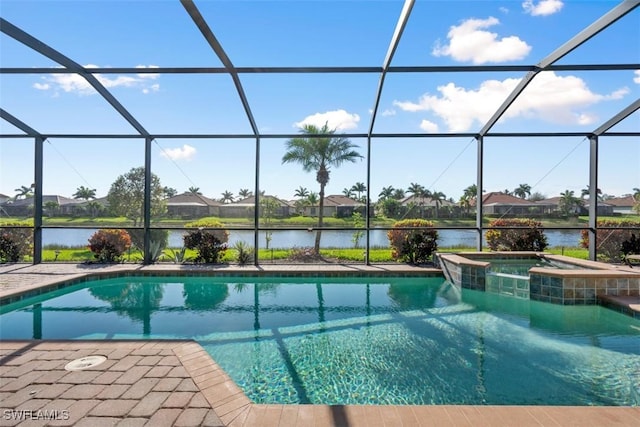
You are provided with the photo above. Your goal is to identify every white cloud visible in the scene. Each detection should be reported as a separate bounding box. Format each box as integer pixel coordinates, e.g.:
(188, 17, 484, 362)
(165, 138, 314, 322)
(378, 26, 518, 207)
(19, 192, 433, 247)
(393, 71, 628, 132)
(33, 82, 50, 90)
(160, 144, 196, 161)
(34, 64, 161, 95)
(381, 109, 396, 117)
(523, 0, 563, 16)
(294, 109, 360, 131)
(499, 7, 509, 14)
(432, 17, 531, 64)
(634, 70, 640, 84)
(420, 120, 439, 133)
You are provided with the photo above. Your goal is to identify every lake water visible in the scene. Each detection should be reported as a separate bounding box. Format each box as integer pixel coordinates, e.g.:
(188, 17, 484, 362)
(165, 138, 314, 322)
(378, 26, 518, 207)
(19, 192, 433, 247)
(41, 228, 583, 249)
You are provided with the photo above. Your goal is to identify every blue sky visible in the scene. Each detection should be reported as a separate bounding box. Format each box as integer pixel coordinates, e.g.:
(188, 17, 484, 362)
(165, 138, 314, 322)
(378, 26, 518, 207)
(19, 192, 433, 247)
(1, 0, 639, 203)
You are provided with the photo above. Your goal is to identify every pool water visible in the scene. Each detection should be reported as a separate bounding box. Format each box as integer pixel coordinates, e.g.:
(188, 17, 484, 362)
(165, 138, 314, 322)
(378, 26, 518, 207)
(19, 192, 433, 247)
(1, 276, 639, 406)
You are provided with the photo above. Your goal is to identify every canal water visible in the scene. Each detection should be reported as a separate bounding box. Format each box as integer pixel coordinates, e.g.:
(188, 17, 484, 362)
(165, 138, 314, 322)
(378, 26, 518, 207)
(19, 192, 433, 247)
(41, 228, 583, 249)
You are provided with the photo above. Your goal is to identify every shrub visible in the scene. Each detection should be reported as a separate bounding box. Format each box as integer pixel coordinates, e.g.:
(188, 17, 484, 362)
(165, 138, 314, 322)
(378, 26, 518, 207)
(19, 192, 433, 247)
(288, 246, 323, 262)
(88, 229, 132, 263)
(387, 219, 438, 264)
(0, 223, 33, 263)
(128, 229, 169, 253)
(485, 218, 548, 251)
(234, 241, 254, 266)
(621, 234, 640, 262)
(183, 220, 229, 264)
(580, 220, 640, 262)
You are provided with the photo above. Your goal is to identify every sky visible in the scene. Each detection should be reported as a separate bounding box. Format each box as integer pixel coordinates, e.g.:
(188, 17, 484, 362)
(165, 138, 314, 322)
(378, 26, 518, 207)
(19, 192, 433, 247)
(1, 0, 639, 203)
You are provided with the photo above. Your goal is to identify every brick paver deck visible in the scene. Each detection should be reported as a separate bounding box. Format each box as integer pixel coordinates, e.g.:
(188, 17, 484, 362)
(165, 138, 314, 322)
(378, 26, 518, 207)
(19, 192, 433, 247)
(1, 263, 640, 426)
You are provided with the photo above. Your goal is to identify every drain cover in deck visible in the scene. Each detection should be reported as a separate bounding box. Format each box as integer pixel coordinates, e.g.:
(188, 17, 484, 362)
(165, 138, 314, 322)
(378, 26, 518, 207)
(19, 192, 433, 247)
(64, 355, 107, 371)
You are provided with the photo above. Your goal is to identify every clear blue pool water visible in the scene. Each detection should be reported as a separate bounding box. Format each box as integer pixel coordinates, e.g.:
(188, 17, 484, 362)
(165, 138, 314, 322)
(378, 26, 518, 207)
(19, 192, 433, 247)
(1, 276, 639, 406)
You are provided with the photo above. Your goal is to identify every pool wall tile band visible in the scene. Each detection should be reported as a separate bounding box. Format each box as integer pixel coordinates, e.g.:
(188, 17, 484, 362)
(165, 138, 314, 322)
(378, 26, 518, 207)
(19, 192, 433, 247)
(436, 252, 640, 309)
(0, 268, 443, 306)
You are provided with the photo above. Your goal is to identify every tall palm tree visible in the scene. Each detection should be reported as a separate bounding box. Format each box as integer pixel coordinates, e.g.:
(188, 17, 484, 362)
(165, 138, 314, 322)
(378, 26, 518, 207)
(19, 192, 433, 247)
(392, 188, 405, 200)
(342, 187, 354, 198)
(633, 188, 640, 199)
(238, 188, 252, 199)
(350, 182, 366, 201)
(407, 182, 425, 198)
(72, 185, 96, 201)
(559, 190, 583, 215)
(220, 191, 234, 204)
(188, 186, 202, 195)
(458, 184, 478, 216)
(581, 185, 602, 200)
(513, 183, 531, 199)
(378, 186, 395, 201)
(13, 185, 33, 200)
(294, 186, 309, 199)
(282, 123, 363, 252)
(431, 191, 446, 218)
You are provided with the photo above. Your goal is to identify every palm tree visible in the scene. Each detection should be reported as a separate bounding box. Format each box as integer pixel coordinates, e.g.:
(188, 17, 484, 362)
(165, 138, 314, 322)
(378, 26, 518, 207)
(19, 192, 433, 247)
(162, 186, 177, 198)
(220, 191, 234, 204)
(559, 190, 583, 215)
(581, 185, 602, 200)
(513, 183, 531, 199)
(342, 187, 354, 198)
(306, 192, 319, 206)
(350, 182, 366, 202)
(188, 186, 202, 195)
(407, 182, 425, 198)
(282, 123, 363, 252)
(238, 188, 252, 199)
(294, 186, 309, 199)
(13, 185, 33, 200)
(431, 191, 446, 218)
(378, 186, 395, 201)
(633, 187, 640, 199)
(392, 188, 405, 200)
(72, 185, 96, 201)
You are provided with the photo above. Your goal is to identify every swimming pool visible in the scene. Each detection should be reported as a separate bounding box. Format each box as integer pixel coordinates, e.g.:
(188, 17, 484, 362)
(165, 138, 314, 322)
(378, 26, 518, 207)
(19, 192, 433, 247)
(1, 275, 639, 406)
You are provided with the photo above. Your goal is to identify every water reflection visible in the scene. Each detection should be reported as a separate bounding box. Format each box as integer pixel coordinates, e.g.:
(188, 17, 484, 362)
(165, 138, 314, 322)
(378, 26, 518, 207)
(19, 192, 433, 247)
(182, 283, 229, 310)
(89, 282, 164, 335)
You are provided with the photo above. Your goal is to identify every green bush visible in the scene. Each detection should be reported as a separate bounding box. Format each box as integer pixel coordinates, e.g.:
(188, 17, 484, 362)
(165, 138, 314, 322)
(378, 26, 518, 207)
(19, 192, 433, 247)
(0, 223, 33, 263)
(128, 228, 169, 252)
(581, 221, 640, 262)
(485, 218, 548, 251)
(387, 219, 438, 264)
(88, 229, 132, 263)
(183, 220, 229, 263)
(234, 241, 254, 266)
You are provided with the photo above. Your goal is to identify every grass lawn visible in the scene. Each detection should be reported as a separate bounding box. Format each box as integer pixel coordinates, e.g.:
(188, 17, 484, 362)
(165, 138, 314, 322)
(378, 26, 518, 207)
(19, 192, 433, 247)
(36, 245, 590, 263)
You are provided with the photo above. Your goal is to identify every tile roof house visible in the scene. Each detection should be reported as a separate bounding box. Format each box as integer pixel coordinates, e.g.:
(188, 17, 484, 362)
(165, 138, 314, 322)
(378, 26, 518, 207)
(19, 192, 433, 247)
(0, 195, 82, 216)
(302, 195, 364, 218)
(606, 195, 638, 215)
(476, 192, 550, 216)
(166, 193, 222, 219)
(399, 195, 457, 218)
(221, 195, 292, 218)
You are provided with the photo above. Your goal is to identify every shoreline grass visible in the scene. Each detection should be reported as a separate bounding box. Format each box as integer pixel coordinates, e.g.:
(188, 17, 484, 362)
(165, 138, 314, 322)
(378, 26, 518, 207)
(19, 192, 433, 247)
(33, 245, 590, 263)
